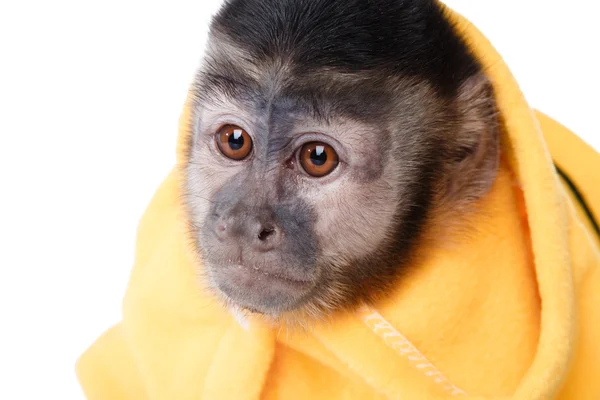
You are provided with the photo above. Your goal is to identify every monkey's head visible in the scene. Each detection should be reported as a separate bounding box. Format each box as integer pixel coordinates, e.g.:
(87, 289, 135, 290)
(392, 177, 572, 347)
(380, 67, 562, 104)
(184, 0, 499, 320)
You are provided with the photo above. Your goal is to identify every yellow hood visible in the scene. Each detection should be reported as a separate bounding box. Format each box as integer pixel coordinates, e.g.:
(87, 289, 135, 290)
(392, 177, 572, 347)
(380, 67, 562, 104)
(76, 4, 600, 400)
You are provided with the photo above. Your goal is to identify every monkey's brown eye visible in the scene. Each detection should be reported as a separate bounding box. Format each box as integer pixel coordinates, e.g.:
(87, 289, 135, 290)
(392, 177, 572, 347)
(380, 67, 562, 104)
(216, 125, 253, 160)
(299, 142, 339, 177)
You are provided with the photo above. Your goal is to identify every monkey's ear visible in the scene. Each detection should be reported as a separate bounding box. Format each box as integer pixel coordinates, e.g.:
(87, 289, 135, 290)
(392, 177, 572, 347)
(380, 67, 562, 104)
(444, 73, 500, 206)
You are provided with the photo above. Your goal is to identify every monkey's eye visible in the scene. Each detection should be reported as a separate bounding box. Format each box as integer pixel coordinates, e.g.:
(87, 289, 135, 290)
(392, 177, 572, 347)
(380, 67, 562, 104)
(299, 142, 339, 177)
(216, 125, 253, 160)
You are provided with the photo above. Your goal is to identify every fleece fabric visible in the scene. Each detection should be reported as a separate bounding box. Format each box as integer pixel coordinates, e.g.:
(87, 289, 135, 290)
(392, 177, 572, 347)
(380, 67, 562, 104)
(76, 3, 600, 400)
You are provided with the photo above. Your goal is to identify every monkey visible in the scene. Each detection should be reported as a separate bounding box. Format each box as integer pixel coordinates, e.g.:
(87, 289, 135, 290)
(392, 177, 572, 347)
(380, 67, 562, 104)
(183, 0, 500, 323)
(75, 1, 600, 397)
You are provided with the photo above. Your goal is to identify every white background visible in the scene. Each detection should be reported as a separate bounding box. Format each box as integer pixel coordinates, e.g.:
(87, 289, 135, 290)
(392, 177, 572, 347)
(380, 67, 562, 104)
(0, 1, 598, 398)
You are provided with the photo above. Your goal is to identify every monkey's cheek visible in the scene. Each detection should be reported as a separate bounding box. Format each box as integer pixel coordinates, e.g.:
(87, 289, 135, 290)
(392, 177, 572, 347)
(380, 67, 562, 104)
(210, 264, 315, 314)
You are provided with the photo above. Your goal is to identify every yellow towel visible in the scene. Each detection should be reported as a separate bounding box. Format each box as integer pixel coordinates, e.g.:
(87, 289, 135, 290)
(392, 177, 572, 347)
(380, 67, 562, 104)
(76, 4, 600, 399)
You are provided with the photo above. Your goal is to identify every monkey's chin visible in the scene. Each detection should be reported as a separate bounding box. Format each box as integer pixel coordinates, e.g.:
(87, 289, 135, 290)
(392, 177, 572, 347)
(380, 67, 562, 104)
(210, 264, 316, 315)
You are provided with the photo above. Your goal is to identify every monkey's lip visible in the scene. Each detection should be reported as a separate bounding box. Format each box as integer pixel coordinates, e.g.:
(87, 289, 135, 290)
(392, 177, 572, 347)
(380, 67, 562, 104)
(223, 264, 314, 286)
(210, 263, 316, 313)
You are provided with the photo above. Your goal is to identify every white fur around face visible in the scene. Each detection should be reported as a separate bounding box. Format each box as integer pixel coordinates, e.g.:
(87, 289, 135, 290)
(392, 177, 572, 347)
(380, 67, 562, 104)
(230, 305, 250, 330)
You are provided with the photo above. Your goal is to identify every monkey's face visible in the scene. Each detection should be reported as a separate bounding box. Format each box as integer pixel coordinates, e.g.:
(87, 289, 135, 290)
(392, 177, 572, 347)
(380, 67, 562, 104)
(185, 68, 448, 318)
(184, 0, 499, 319)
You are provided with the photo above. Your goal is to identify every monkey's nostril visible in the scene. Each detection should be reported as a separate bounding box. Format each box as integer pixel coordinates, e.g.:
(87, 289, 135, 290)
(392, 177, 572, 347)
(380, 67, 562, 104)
(258, 227, 276, 241)
(215, 223, 228, 241)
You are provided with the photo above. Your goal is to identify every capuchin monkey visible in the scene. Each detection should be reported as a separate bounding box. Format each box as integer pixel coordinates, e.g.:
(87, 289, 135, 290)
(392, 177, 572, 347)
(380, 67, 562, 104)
(184, 0, 500, 322)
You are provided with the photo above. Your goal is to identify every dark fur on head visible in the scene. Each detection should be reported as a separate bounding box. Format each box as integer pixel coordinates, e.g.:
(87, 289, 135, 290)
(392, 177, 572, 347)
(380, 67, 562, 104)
(184, 0, 499, 323)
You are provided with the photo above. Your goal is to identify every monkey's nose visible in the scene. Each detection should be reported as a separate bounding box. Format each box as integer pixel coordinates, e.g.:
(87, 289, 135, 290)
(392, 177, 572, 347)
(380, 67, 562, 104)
(214, 217, 282, 252)
(258, 227, 276, 241)
(250, 221, 281, 251)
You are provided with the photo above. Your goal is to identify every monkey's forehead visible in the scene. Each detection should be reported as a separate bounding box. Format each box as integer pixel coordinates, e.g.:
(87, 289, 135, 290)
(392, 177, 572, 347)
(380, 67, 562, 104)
(207, 0, 481, 96)
(193, 52, 440, 126)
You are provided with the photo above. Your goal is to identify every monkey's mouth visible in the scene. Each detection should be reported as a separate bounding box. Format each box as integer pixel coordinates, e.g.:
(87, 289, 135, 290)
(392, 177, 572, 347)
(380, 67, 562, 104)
(209, 263, 317, 314)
